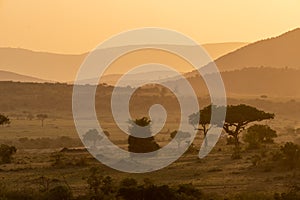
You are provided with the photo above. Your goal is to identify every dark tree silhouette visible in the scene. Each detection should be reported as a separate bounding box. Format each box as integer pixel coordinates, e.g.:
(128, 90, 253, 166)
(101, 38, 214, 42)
(128, 117, 160, 153)
(83, 129, 103, 148)
(189, 104, 274, 159)
(36, 114, 48, 127)
(46, 185, 72, 200)
(0, 114, 10, 126)
(189, 106, 211, 137)
(0, 144, 17, 164)
(223, 104, 274, 147)
(189, 105, 225, 146)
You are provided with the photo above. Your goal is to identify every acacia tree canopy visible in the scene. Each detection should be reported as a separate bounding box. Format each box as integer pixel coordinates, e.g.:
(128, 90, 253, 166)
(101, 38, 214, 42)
(36, 114, 48, 127)
(189, 104, 274, 149)
(223, 104, 274, 146)
(0, 114, 10, 126)
(189, 104, 224, 137)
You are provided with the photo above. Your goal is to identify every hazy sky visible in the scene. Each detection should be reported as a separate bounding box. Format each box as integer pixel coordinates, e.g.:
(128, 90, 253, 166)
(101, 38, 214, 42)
(0, 0, 299, 54)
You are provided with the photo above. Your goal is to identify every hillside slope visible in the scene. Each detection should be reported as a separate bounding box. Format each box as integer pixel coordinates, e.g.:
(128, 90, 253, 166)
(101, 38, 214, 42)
(0, 70, 48, 82)
(213, 28, 300, 71)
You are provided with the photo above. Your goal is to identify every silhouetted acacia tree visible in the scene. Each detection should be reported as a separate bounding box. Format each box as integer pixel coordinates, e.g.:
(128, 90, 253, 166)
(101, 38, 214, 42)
(0, 114, 10, 126)
(189, 104, 225, 146)
(189, 104, 274, 158)
(223, 104, 274, 147)
(36, 114, 48, 127)
(128, 117, 160, 153)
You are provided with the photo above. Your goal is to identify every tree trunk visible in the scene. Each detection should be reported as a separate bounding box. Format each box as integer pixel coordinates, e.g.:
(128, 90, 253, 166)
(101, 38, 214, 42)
(233, 133, 239, 148)
(203, 127, 208, 147)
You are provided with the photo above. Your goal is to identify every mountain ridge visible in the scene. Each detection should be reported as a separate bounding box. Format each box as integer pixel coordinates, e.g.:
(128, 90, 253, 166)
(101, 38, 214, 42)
(213, 28, 300, 71)
(0, 42, 248, 82)
(0, 70, 49, 83)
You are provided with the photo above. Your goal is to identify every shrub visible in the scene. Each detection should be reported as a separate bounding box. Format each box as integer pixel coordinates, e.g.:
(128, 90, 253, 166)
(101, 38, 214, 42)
(44, 185, 72, 200)
(85, 167, 115, 199)
(274, 184, 300, 200)
(143, 185, 175, 200)
(0, 144, 17, 164)
(232, 192, 272, 200)
(119, 178, 138, 188)
(176, 183, 203, 200)
(128, 117, 160, 153)
(280, 142, 300, 169)
(243, 125, 277, 149)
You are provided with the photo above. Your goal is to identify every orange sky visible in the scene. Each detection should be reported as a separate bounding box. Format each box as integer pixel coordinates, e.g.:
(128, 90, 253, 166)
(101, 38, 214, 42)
(0, 0, 299, 54)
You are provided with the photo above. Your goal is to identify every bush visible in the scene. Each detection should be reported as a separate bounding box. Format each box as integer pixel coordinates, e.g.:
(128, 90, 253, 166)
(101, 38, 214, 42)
(85, 167, 116, 199)
(143, 185, 175, 200)
(117, 178, 204, 200)
(128, 117, 160, 153)
(280, 142, 300, 169)
(0, 144, 16, 164)
(176, 183, 203, 200)
(274, 184, 300, 200)
(232, 192, 272, 200)
(1, 190, 36, 200)
(243, 125, 277, 149)
(119, 178, 138, 188)
(44, 185, 72, 200)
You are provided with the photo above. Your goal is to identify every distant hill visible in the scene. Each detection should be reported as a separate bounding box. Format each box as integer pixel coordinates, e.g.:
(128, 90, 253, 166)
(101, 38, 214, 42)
(0, 70, 48, 83)
(1, 28, 299, 83)
(73, 67, 300, 97)
(0, 42, 247, 82)
(212, 28, 300, 71)
(165, 67, 300, 97)
(74, 70, 185, 86)
(219, 67, 300, 96)
(202, 42, 248, 60)
(0, 48, 86, 82)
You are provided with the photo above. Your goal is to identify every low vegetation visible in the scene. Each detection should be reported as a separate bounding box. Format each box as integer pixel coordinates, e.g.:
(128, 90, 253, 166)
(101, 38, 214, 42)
(0, 81, 299, 199)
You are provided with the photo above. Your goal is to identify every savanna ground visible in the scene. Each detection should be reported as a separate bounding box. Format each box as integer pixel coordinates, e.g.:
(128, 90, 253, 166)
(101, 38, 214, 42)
(0, 82, 300, 199)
